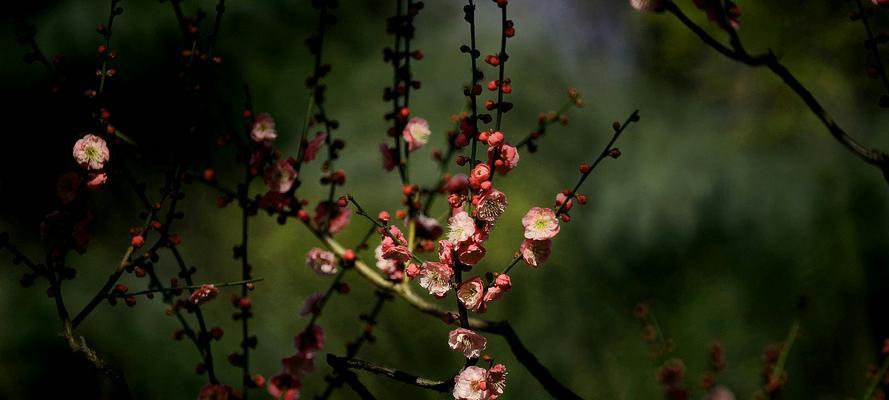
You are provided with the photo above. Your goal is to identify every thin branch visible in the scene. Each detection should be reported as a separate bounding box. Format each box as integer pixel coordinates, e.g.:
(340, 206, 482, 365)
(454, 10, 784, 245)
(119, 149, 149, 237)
(109, 278, 262, 298)
(326, 355, 452, 392)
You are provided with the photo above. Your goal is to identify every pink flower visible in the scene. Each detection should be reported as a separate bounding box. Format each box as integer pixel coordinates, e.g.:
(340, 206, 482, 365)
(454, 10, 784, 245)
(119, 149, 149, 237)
(483, 286, 504, 304)
(379, 144, 398, 171)
(476, 190, 507, 222)
(415, 213, 443, 240)
(521, 207, 560, 240)
(453, 366, 489, 400)
(263, 159, 297, 193)
(705, 386, 735, 400)
(267, 373, 300, 400)
(258, 191, 292, 212)
(494, 274, 511, 291)
(299, 292, 324, 317)
(86, 172, 108, 189)
(282, 352, 315, 377)
(305, 248, 338, 276)
(629, 0, 665, 11)
(470, 163, 491, 185)
(448, 328, 487, 359)
(313, 201, 352, 234)
(405, 262, 420, 279)
(491, 144, 519, 175)
(402, 117, 431, 152)
(520, 239, 551, 267)
(445, 174, 470, 194)
(295, 324, 325, 354)
(418, 261, 454, 298)
(447, 211, 476, 244)
(374, 244, 404, 281)
(250, 112, 277, 142)
(457, 277, 486, 312)
(438, 240, 455, 266)
(73, 134, 110, 170)
(381, 225, 411, 262)
(198, 383, 235, 400)
(303, 132, 327, 162)
(190, 284, 219, 305)
(487, 364, 508, 397)
(457, 240, 486, 266)
(555, 192, 573, 212)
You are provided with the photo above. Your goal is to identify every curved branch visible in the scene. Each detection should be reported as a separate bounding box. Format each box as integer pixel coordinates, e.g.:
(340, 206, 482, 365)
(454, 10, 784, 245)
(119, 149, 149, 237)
(327, 354, 451, 392)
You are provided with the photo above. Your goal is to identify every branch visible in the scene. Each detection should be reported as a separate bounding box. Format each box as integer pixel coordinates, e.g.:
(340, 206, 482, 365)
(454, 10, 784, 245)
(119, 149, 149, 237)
(326, 355, 451, 392)
(663, 1, 889, 183)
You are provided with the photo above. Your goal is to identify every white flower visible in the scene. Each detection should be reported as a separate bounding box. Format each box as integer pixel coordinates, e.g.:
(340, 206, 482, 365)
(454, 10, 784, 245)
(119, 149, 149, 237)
(447, 211, 476, 244)
(418, 262, 453, 298)
(72, 134, 110, 170)
(453, 366, 489, 400)
(448, 328, 487, 359)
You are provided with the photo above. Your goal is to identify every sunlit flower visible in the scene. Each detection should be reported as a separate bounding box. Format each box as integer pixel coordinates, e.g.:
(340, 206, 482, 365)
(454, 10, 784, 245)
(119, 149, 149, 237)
(520, 239, 551, 267)
(305, 247, 338, 276)
(418, 261, 454, 298)
(72, 134, 110, 170)
(521, 207, 560, 240)
(448, 211, 476, 244)
(190, 284, 219, 305)
(263, 159, 297, 193)
(402, 117, 431, 152)
(250, 112, 277, 142)
(453, 366, 489, 400)
(492, 144, 519, 174)
(448, 328, 487, 359)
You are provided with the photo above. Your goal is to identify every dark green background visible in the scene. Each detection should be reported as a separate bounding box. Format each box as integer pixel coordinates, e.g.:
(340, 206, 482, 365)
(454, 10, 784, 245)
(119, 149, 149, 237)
(1, 1, 888, 399)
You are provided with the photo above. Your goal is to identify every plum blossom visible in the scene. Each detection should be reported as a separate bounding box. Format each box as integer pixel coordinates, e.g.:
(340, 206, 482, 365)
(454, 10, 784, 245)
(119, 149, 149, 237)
(453, 366, 489, 400)
(418, 261, 454, 298)
(250, 112, 277, 142)
(281, 352, 315, 377)
(313, 201, 352, 234)
(72, 134, 110, 170)
(520, 239, 552, 267)
(491, 143, 519, 175)
(305, 247, 338, 276)
(476, 190, 507, 222)
(380, 225, 411, 262)
(375, 244, 404, 281)
(198, 383, 236, 400)
(521, 207, 560, 240)
(448, 328, 487, 359)
(263, 159, 297, 193)
(629, 0, 664, 12)
(487, 364, 508, 397)
(86, 172, 108, 189)
(457, 276, 486, 312)
(190, 284, 219, 305)
(402, 117, 431, 152)
(302, 132, 327, 162)
(457, 240, 486, 266)
(705, 386, 736, 400)
(295, 324, 325, 353)
(448, 211, 476, 244)
(438, 240, 455, 266)
(299, 292, 324, 317)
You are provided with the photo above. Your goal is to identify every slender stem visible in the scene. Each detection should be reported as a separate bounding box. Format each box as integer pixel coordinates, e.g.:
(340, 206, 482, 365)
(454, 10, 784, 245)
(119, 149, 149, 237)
(207, 0, 226, 58)
(855, 0, 889, 98)
(327, 355, 451, 392)
(110, 278, 263, 298)
(861, 352, 889, 400)
(494, 4, 508, 131)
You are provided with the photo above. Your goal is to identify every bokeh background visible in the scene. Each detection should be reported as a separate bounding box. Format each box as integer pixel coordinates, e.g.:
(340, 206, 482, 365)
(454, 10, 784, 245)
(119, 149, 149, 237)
(1, 1, 889, 399)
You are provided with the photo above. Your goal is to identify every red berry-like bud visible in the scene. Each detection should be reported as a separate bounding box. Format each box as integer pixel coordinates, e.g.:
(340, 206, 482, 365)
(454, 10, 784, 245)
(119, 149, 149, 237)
(560, 214, 571, 222)
(456, 155, 468, 166)
(487, 80, 499, 91)
(114, 283, 128, 293)
(485, 55, 500, 66)
(131, 235, 145, 248)
(297, 209, 310, 222)
(343, 249, 356, 263)
(337, 196, 348, 207)
(337, 282, 351, 294)
(210, 327, 224, 340)
(125, 296, 137, 307)
(395, 209, 407, 219)
(577, 194, 588, 205)
(203, 168, 216, 182)
(378, 211, 391, 222)
(98, 45, 107, 54)
(579, 163, 591, 174)
(501, 84, 512, 94)
(610, 148, 622, 159)
(399, 107, 410, 118)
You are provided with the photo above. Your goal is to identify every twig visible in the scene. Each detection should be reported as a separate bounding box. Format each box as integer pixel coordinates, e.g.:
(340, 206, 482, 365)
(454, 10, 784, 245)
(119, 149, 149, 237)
(326, 355, 452, 392)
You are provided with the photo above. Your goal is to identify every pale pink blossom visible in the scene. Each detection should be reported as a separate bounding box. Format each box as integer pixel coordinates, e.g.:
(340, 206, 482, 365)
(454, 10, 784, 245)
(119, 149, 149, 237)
(705, 386, 736, 400)
(263, 159, 297, 193)
(457, 240, 486, 266)
(379, 144, 398, 171)
(476, 190, 507, 222)
(630, 0, 665, 12)
(313, 201, 352, 234)
(72, 134, 110, 170)
(295, 324, 325, 354)
(250, 112, 277, 142)
(457, 276, 486, 312)
(380, 225, 411, 262)
(190, 284, 219, 305)
(402, 117, 431, 152)
(555, 192, 573, 212)
(86, 172, 108, 189)
(303, 132, 327, 162)
(305, 247, 338, 276)
(521, 207, 560, 240)
(448, 328, 487, 359)
(299, 292, 324, 317)
(374, 244, 404, 281)
(418, 261, 454, 298)
(438, 240, 455, 266)
(520, 239, 552, 267)
(487, 364, 507, 397)
(491, 144, 519, 174)
(453, 366, 489, 400)
(447, 211, 476, 244)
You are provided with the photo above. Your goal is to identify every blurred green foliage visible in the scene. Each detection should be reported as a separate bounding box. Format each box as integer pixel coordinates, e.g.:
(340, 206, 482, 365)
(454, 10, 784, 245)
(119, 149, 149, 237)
(1, 1, 889, 399)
